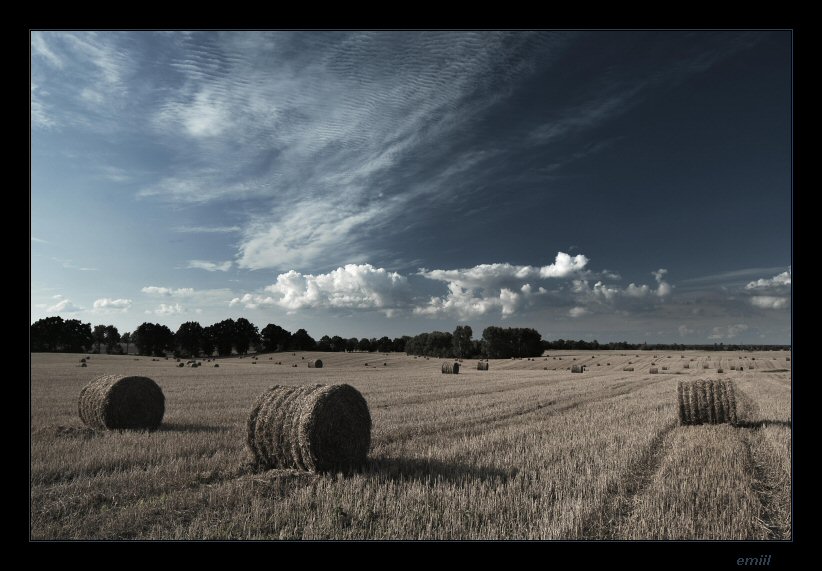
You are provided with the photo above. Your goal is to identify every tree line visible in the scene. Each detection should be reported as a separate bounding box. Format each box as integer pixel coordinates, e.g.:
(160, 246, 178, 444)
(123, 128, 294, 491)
(29, 315, 790, 357)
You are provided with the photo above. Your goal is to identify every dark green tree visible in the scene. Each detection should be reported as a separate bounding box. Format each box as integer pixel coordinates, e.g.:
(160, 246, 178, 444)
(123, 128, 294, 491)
(261, 323, 292, 352)
(234, 318, 259, 355)
(290, 328, 317, 351)
(121, 332, 132, 355)
(200, 325, 216, 357)
(175, 321, 204, 358)
(212, 319, 237, 356)
(104, 325, 121, 354)
(452, 325, 473, 358)
(92, 324, 106, 353)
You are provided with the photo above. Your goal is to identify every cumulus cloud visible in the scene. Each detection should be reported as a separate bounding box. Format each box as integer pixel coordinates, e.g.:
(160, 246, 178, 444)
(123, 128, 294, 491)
(142, 286, 196, 297)
(743, 269, 790, 309)
(678, 324, 695, 337)
(708, 323, 749, 340)
(47, 297, 83, 313)
(186, 260, 232, 272)
(652, 269, 672, 297)
(92, 298, 132, 312)
(750, 296, 789, 310)
(229, 264, 411, 315)
(746, 269, 791, 291)
(146, 303, 185, 315)
(569, 306, 588, 318)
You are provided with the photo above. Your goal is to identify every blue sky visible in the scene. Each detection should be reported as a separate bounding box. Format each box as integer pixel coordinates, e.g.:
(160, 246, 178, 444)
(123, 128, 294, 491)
(31, 31, 792, 343)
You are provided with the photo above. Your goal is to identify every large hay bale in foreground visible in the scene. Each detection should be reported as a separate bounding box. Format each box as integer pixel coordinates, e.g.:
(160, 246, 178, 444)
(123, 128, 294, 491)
(677, 379, 738, 426)
(477, 361, 489, 371)
(308, 359, 323, 368)
(441, 362, 460, 374)
(78, 375, 165, 430)
(246, 384, 371, 472)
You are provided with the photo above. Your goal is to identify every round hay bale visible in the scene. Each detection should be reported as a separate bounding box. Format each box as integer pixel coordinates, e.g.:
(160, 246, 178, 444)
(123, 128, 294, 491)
(571, 364, 584, 373)
(78, 375, 164, 430)
(79, 358, 86, 363)
(246, 383, 371, 473)
(477, 361, 489, 371)
(717, 368, 724, 373)
(623, 367, 634, 371)
(649, 367, 658, 374)
(178, 362, 184, 367)
(683, 363, 690, 369)
(308, 359, 323, 368)
(662, 366, 668, 371)
(677, 379, 737, 425)
(80, 362, 87, 367)
(214, 363, 219, 367)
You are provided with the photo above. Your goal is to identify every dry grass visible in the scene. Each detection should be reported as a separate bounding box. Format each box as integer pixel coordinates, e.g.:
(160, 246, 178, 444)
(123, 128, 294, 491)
(30, 350, 791, 540)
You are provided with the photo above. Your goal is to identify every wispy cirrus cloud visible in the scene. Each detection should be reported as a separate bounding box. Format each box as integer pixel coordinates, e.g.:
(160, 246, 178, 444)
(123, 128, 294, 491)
(146, 303, 185, 316)
(174, 225, 241, 234)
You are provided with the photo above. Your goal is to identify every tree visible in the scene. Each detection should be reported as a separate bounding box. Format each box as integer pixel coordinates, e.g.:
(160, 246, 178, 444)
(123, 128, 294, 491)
(200, 325, 216, 357)
(234, 318, 259, 355)
(104, 325, 121, 354)
(357, 337, 373, 352)
(261, 323, 291, 352)
(134, 322, 175, 357)
(452, 325, 473, 358)
(330, 336, 346, 352)
(121, 332, 132, 355)
(392, 336, 408, 353)
(175, 321, 204, 358)
(62, 319, 94, 353)
(92, 325, 106, 353)
(317, 335, 332, 351)
(345, 337, 358, 352)
(376, 336, 392, 352)
(291, 328, 317, 351)
(30, 316, 64, 352)
(212, 319, 237, 356)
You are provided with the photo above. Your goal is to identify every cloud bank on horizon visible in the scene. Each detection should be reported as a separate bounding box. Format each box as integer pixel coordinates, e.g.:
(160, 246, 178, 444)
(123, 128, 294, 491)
(31, 31, 791, 343)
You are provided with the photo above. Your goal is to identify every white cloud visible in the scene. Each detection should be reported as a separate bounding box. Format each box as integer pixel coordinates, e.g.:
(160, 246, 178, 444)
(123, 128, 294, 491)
(31, 236, 48, 244)
(746, 269, 791, 291)
(46, 298, 82, 313)
(708, 324, 749, 340)
(142, 286, 196, 297)
(624, 283, 651, 298)
(569, 306, 588, 318)
(146, 303, 185, 315)
(255, 264, 409, 315)
(229, 293, 278, 310)
(187, 260, 232, 272)
(92, 298, 132, 312)
(750, 296, 789, 310)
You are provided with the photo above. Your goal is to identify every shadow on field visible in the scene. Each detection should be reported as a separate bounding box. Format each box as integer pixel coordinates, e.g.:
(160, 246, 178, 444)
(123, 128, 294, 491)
(159, 422, 230, 434)
(734, 419, 792, 429)
(367, 456, 516, 484)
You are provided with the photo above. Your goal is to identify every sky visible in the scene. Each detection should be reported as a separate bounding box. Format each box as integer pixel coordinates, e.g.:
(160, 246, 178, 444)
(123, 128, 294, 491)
(30, 30, 792, 344)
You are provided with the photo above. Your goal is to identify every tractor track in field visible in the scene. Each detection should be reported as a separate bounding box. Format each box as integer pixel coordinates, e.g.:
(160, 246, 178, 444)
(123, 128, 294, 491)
(375, 378, 669, 448)
(579, 419, 678, 539)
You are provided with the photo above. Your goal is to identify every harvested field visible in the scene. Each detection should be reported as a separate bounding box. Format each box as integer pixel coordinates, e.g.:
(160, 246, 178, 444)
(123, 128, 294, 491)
(30, 350, 791, 540)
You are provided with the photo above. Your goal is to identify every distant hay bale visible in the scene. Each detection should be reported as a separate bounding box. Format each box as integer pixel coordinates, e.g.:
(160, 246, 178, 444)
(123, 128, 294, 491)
(246, 383, 371, 473)
(441, 362, 460, 374)
(292, 364, 298, 367)
(571, 365, 584, 373)
(661, 366, 668, 371)
(786, 357, 790, 362)
(649, 367, 658, 374)
(252, 361, 257, 365)
(308, 359, 323, 368)
(683, 363, 689, 369)
(79, 358, 86, 363)
(677, 379, 738, 425)
(78, 375, 165, 431)
(178, 362, 184, 367)
(623, 367, 634, 371)
(214, 364, 219, 367)
(703, 363, 710, 369)
(477, 361, 489, 371)
(730, 366, 736, 370)
(80, 362, 87, 367)
(717, 368, 724, 373)
(607, 362, 610, 366)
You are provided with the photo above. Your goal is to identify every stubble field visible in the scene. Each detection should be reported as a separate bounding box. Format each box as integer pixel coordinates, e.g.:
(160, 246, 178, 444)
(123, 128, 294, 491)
(30, 350, 791, 540)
